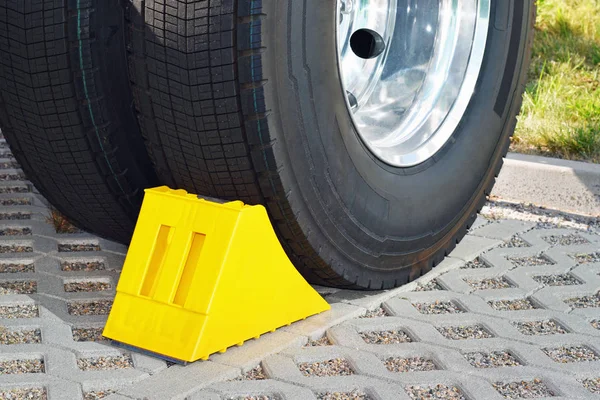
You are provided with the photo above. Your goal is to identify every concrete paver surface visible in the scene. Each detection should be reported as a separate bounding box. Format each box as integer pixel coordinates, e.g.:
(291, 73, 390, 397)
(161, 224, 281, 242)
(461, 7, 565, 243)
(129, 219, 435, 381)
(0, 139, 598, 400)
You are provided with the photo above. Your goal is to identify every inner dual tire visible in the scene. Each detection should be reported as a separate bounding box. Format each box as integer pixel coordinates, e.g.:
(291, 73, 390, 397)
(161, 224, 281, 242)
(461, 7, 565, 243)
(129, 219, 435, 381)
(0, 0, 157, 243)
(0, 0, 536, 289)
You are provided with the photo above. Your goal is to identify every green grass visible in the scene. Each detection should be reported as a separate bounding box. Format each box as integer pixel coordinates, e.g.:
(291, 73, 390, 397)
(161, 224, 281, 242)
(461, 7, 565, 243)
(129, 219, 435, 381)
(512, 0, 600, 162)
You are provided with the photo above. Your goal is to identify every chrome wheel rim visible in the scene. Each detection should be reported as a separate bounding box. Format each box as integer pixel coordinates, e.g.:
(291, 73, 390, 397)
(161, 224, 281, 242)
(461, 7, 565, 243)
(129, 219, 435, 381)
(337, 0, 491, 167)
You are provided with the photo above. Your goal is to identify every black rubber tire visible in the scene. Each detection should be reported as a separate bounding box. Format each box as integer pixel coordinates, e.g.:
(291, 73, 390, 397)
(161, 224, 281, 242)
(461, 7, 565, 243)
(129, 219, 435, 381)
(126, 0, 536, 289)
(0, 0, 157, 243)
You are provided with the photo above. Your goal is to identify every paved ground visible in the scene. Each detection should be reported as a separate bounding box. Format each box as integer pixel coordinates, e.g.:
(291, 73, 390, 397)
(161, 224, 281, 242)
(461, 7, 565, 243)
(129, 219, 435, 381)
(493, 153, 600, 216)
(0, 138, 599, 400)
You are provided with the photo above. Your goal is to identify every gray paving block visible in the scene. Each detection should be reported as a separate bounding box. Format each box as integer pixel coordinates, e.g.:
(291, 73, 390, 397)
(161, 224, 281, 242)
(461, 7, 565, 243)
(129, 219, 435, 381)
(209, 330, 306, 373)
(281, 302, 366, 340)
(469, 219, 536, 241)
(103, 395, 135, 400)
(186, 390, 223, 400)
(468, 216, 494, 232)
(46, 381, 86, 400)
(130, 353, 167, 375)
(442, 235, 502, 261)
(206, 380, 317, 400)
(394, 257, 464, 293)
(114, 362, 240, 400)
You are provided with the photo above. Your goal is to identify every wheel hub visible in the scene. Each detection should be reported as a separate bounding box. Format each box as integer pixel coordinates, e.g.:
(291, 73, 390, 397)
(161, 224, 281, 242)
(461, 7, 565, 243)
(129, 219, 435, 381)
(337, 0, 491, 167)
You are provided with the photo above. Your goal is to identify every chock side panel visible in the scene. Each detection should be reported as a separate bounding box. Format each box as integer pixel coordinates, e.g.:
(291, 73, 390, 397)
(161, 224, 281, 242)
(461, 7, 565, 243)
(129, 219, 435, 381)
(103, 187, 330, 362)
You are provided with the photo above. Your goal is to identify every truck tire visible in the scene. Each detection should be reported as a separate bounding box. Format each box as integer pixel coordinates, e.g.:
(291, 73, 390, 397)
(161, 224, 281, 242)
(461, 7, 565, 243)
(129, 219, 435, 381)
(0, 0, 157, 243)
(127, 0, 535, 289)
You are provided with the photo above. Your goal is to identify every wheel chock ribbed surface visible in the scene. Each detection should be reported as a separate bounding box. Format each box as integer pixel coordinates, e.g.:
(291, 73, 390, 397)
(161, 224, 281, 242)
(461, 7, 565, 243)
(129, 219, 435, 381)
(102, 187, 330, 363)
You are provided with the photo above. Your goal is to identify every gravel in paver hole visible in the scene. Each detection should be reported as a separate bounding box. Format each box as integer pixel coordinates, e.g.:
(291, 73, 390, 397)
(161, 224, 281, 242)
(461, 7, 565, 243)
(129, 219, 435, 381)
(360, 307, 388, 318)
(0, 212, 31, 220)
(535, 221, 562, 229)
(384, 357, 437, 372)
(0, 161, 20, 169)
(508, 254, 554, 267)
(514, 320, 567, 335)
(437, 325, 493, 340)
(360, 330, 412, 344)
(465, 351, 521, 368)
(413, 279, 446, 291)
(564, 293, 600, 308)
(533, 274, 581, 286)
(58, 243, 101, 252)
(298, 358, 354, 377)
(406, 384, 465, 400)
(0, 198, 31, 206)
(0, 358, 44, 374)
(84, 389, 116, 400)
(72, 327, 105, 342)
(592, 320, 600, 330)
(317, 390, 370, 400)
(461, 258, 490, 269)
(0, 227, 32, 236)
(493, 379, 554, 399)
(489, 298, 537, 311)
(0, 327, 41, 344)
(305, 336, 332, 346)
(465, 277, 513, 290)
(500, 235, 531, 248)
(61, 260, 105, 271)
(0, 163, 18, 171)
(77, 355, 133, 371)
(543, 234, 590, 246)
(64, 281, 110, 292)
(573, 252, 600, 264)
(413, 301, 464, 314)
(0, 280, 36, 294)
(235, 365, 267, 380)
(67, 300, 113, 316)
(0, 244, 32, 253)
(0, 262, 34, 273)
(0, 304, 38, 318)
(0, 186, 29, 194)
(48, 209, 82, 234)
(0, 387, 47, 400)
(582, 378, 600, 394)
(0, 173, 25, 181)
(543, 345, 599, 363)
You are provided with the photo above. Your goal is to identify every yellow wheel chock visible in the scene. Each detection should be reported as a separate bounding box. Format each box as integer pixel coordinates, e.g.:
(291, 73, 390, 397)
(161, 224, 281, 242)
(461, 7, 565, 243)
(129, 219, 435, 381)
(102, 187, 330, 363)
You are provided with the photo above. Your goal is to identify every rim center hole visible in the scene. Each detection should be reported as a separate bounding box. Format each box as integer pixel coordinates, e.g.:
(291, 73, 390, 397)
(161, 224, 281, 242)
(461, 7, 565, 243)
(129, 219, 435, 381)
(350, 29, 385, 59)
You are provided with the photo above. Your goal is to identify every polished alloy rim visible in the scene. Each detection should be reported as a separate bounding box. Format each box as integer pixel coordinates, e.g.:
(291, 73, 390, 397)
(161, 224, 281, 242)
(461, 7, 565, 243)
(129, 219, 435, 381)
(337, 0, 491, 167)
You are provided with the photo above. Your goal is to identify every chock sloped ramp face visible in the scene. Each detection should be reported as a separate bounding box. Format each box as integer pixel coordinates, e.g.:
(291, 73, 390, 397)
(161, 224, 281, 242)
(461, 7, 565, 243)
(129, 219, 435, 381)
(102, 187, 330, 363)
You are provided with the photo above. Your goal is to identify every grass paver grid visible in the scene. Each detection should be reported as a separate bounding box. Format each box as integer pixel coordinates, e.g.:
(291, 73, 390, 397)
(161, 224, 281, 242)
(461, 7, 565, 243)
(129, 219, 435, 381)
(3, 135, 600, 400)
